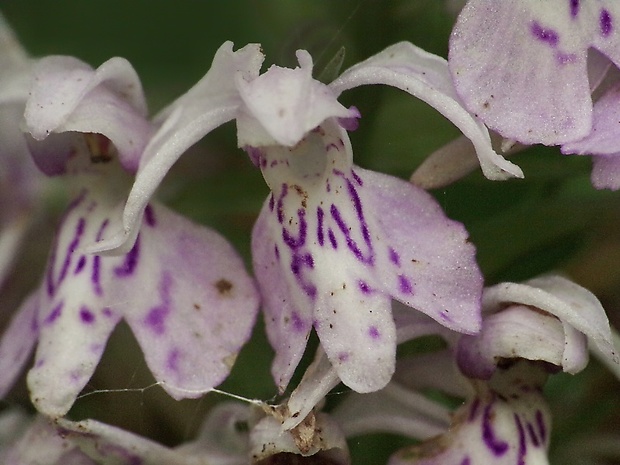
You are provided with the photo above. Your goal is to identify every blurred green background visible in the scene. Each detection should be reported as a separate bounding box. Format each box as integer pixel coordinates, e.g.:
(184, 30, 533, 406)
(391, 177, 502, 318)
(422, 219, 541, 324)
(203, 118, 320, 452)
(3, 1, 620, 463)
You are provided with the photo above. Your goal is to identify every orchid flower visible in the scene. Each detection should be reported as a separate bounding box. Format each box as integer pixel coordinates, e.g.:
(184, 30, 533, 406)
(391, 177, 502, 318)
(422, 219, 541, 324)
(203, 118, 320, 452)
(85, 41, 487, 397)
(11, 53, 260, 417)
(359, 275, 618, 465)
(7, 401, 349, 465)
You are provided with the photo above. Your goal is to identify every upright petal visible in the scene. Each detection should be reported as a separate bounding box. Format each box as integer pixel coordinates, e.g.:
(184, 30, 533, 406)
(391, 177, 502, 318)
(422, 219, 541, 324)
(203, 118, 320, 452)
(330, 41, 522, 180)
(236, 49, 355, 148)
(450, 0, 620, 145)
(24, 56, 152, 175)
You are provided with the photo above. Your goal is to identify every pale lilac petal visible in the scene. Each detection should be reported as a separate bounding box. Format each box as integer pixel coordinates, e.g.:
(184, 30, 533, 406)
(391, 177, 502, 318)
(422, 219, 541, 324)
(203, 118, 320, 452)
(361, 168, 483, 334)
(450, 0, 620, 145)
(483, 275, 619, 371)
(0, 292, 38, 398)
(251, 413, 349, 465)
(330, 41, 522, 180)
(562, 83, 620, 155)
(123, 203, 259, 400)
(237, 50, 354, 147)
(254, 121, 482, 394)
(24, 56, 152, 175)
(251, 200, 314, 392)
(28, 193, 258, 415)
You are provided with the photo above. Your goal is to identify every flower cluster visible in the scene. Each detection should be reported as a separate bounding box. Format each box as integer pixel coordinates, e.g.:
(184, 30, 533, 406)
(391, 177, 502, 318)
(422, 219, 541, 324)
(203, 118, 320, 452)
(1, 2, 620, 464)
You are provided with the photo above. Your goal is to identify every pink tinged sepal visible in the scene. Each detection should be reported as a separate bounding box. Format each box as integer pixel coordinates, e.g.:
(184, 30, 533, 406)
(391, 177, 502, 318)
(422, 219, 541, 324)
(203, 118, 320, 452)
(236, 49, 355, 148)
(562, 83, 620, 190)
(87, 42, 264, 256)
(0, 292, 38, 398)
(329, 41, 523, 180)
(24, 55, 152, 175)
(449, 0, 620, 146)
(389, 363, 552, 465)
(28, 195, 259, 416)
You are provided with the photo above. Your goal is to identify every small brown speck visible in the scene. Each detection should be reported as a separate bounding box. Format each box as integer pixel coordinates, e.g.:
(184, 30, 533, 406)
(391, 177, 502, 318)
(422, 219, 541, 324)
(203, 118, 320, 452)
(215, 279, 233, 295)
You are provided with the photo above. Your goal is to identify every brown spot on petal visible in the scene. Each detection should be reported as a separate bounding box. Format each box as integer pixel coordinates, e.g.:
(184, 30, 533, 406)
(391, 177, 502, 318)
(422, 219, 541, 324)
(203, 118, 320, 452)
(215, 279, 233, 295)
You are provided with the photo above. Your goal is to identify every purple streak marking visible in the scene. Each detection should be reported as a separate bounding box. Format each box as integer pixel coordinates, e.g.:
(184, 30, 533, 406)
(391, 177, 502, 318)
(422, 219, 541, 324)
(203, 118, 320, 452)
(276, 184, 287, 224)
(91, 255, 103, 296)
(79, 306, 95, 324)
(282, 209, 307, 250)
(531, 21, 559, 46)
(74, 255, 87, 274)
(570, 0, 579, 17)
(144, 204, 156, 227)
(482, 403, 509, 455)
(44, 302, 63, 325)
(167, 348, 180, 372)
(351, 170, 363, 186)
(328, 228, 337, 249)
(398, 275, 413, 294)
(515, 414, 527, 465)
(368, 326, 380, 339)
(57, 217, 86, 288)
(535, 410, 547, 442)
(317, 206, 325, 246)
(290, 253, 316, 299)
(601, 9, 613, 36)
(291, 311, 306, 332)
(268, 194, 275, 212)
(338, 352, 349, 362)
(389, 247, 400, 266)
(358, 280, 372, 294)
(114, 235, 140, 277)
(527, 422, 540, 447)
(145, 273, 173, 335)
(460, 458, 471, 465)
(330, 203, 373, 264)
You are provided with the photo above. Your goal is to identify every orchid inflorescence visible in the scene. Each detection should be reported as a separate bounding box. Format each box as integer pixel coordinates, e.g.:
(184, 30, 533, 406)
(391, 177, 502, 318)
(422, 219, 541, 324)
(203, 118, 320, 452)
(1, 2, 620, 464)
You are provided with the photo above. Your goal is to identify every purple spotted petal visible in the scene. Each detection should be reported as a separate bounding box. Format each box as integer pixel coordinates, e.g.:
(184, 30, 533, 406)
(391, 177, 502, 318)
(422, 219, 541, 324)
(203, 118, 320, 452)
(122, 202, 259, 401)
(87, 41, 263, 256)
(330, 41, 522, 180)
(24, 56, 152, 175)
(0, 292, 38, 398)
(236, 49, 355, 148)
(482, 275, 618, 373)
(28, 192, 258, 415)
(253, 121, 482, 394)
(389, 367, 552, 465)
(449, 0, 620, 145)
